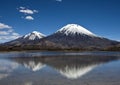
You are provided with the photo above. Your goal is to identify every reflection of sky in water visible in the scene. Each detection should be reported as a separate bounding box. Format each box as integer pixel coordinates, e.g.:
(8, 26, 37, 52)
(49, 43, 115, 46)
(0, 59, 19, 80)
(24, 81, 33, 85)
(0, 52, 120, 85)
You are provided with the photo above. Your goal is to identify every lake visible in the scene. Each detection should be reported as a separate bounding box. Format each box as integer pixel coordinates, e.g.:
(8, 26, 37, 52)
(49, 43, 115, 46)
(0, 51, 120, 85)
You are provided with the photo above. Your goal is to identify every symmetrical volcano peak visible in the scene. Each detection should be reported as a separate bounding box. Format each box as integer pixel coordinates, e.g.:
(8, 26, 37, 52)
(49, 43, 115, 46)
(57, 24, 96, 36)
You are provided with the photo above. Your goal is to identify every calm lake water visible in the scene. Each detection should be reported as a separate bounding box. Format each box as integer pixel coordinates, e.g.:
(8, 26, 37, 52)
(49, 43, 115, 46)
(0, 51, 120, 85)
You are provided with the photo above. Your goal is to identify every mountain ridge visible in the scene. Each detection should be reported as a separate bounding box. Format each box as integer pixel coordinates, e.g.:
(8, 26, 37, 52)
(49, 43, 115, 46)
(0, 24, 120, 51)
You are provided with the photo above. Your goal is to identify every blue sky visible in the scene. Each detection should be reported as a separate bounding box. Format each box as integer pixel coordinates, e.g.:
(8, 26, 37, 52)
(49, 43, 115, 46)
(0, 0, 120, 42)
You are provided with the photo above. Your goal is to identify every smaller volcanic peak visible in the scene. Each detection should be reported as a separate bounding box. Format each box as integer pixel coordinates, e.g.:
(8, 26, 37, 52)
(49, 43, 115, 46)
(56, 24, 96, 36)
(23, 31, 45, 40)
(2, 31, 46, 46)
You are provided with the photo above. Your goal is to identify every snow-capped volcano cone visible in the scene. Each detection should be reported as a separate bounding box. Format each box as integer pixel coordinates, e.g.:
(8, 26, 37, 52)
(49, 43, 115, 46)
(56, 24, 96, 36)
(36, 24, 118, 50)
(23, 31, 45, 40)
(3, 31, 46, 46)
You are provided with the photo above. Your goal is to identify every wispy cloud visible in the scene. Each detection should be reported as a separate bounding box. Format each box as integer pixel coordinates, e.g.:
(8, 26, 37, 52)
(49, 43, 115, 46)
(25, 16, 34, 20)
(0, 36, 19, 40)
(0, 31, 9, 35)
(12, 32, 20, 36)
(0, 22, 21, 43)
(19, 7, 38, 15)
(19, 6, 25, 10)
(0, 23, 12, 29)
(0, 33, 21, 43)
(56, 0, 62, 2)
(19, 9, 34, 14)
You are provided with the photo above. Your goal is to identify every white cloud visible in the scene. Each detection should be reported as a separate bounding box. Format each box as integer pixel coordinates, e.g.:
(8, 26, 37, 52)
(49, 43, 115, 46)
(0, 23, 12, 29)
(25, 16, 34, 20)
(0, 33, 20, 43)
(33, 10, 38, 13)
(20, 6, 25, 9)
(18, 7, 38, 21)
(0, 22, 21, 43)
(0, 31, 10, 35)
(12, 32, 20, 36)
(56, 0, 62, 2)
(0, 35, 20, 42)
(7, 29, 13, 33)
(19, 9, 34, 14)
(19, 7, 38, 15)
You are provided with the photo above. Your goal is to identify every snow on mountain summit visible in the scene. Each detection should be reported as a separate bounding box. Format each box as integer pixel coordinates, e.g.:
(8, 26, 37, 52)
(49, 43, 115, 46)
(23, 31, 45, 40)
(57, 24, 96, 36)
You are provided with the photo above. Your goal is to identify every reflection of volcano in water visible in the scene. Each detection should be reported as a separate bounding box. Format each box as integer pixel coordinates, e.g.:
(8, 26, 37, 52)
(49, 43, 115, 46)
(42, 55, 118, 79)
(23, 61, 45, 71)
(59, 64, 97, 79)
(10, 55, 118, 79)
(10, 58, 45, 71)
